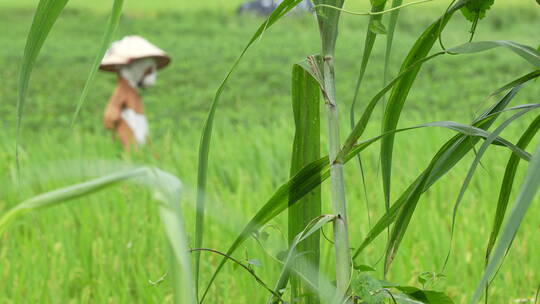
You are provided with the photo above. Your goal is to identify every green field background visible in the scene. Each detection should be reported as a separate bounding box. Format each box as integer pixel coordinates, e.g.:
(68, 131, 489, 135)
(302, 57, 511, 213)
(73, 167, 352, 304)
(1, 0, 539, 303)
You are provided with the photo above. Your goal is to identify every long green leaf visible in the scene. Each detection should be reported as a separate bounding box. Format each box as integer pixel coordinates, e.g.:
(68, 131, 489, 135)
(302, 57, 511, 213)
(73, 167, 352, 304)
(0, 167, 196, 304)
(71, 0, 124, 124)
(448, 41, 540, 69)
(284, 59, 322, 304)
(350, 1, 386, 131)
(485, 114, 540, 264)
(17, 0, 70, 166)
(194, 0, 304, 294)
(443, 104, 539, 269)
(381, 0, 403, 210)
(382, 0, 403, 91)
(349, 1, 387, 223)
(379, 0, 470, 211)
(470, 142, 540, 303)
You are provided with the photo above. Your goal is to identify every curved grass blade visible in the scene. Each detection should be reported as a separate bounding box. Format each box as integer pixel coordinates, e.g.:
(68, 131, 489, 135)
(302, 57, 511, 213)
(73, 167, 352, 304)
(379, 0, 471, 211)
(448, 41, 540, 70)
(352, 86, 527, 260)
(349, 1, 387, 224)
(194, 0, 304, 293)
(382, 0, 403, 92)
(17, 0, 70, 167)
(71, 0, 124, 124)
(443, 104, 539, 270)
(350, 1, 386, 131)
(470, 142, 540, 304)
(201, 119, 526, 301)
(381, 0, 403, 211)
(269, 215, 336, 304)
(0, 167, 196, 304)
(482, 114, 540, 302)
(484, 114, 540, 265)
(485, 70, 540, 100)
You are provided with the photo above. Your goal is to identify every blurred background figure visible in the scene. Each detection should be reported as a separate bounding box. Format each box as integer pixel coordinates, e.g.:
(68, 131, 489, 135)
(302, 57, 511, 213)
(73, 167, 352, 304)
(237, 0, 313, 16)
(100, 36, 170, 150)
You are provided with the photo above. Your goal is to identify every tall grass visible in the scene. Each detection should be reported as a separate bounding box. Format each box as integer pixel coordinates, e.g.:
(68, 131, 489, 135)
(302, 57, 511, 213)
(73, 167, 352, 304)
(3, 0, 540, 303)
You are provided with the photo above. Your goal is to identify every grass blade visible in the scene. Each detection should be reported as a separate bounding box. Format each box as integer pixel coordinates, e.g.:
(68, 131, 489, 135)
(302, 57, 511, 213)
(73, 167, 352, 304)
(444, 104, 539, 269)
(484, 113, 540, 266)
(286, 59, 322, 304)
(71, 0, 124, 124)
(379, 0, 470, 211)
(448, 41, 540, 69)
(269, 215, 336, 304)
(0, 167, 196, 304)
(382, 0, 403, 91)
(350, 1, 386, 131)
(17, 0, 69, 166)
(349, 1, 387, 223)
(313, 0, 351, 297)
(470, 142, 540, 303)
(381, 0, 403, 210)
(194, 0, 304, 294)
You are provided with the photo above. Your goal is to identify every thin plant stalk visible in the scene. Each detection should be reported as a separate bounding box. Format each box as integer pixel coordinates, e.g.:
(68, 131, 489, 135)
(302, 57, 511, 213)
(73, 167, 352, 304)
(314, 0, 351, 299)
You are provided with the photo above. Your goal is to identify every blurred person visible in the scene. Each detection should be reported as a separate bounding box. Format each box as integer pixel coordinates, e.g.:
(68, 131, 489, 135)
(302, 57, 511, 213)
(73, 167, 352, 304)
(100, 36, 170, 150)
(237, 0, 313, 16)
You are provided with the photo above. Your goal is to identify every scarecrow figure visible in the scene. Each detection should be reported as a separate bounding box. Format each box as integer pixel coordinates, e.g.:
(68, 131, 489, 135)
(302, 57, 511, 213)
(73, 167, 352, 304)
(99, 36, 170, 149)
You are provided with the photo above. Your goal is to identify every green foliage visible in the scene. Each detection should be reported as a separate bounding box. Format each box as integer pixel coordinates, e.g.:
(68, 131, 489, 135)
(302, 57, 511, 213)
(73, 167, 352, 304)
(460, 0, 495, 22)
(0, 167, 197, 304)
(286, 58, 322, 304)
(471, 141, 540, 303)
(352, 273, 385, 304)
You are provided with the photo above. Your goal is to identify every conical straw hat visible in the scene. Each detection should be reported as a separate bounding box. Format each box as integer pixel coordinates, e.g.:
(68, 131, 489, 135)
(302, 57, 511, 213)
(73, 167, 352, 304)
(100, 35, 170, 72)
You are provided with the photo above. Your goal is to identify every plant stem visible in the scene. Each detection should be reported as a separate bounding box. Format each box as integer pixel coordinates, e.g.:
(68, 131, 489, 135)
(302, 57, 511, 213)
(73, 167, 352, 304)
(323, 55, 352, 298)
(314, 0, 351, 299)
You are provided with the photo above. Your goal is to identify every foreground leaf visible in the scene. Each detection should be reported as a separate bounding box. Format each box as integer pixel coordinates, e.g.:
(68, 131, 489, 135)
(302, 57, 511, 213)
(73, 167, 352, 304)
(471, 142, 540, 303)
(0, 167, 196, 304)
(269, 215, 336, 304)
(17, 0, 69, 164)
(445, 104, 539, 268)
(286, 59, 322, 304)
(485, 114, 540, 262)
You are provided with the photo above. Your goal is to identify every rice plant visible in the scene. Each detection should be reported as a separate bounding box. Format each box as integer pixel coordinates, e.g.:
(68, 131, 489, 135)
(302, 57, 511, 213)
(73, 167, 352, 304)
(3, 0, 539, 303)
